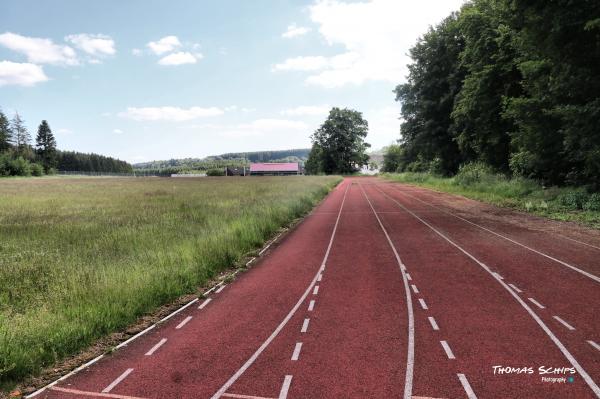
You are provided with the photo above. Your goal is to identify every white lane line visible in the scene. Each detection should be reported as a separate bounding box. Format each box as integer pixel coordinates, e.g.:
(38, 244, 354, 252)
(375, 184, 600, 397)
(359, 183, 415, 399)
(176, 316, 193, 330)
(389, 185, 600, 284)
(588, 341, 600, 352)
(428, 317, 439, 331)
(528, 298, 545, 309)
(411, 284, 419, 294)
(440, 341, 455, 359)
(210, 182, 351, 399)
(493, 272, 504, 280)
(245, 257, 256, 266)
(291, 342, 303, 361)
(308, 300, 315, 312)
(317, 273, 323, 282)
(216, 284, 226, 294)
(457, 374, 477, 399)
(301, 318, 310, 333)
(508, 283, 522, 293)
(406, 273, 412, 281)
(115, 325, 156, 350)
(159, 297, 199, 323)
(102, 368, 134, 393)
(145, 338, 167, 356)
(553, 315, 576, 331)
(557, 233, 600, 251)
(418, 298, 428, 310)
(313, 285, 319, 295)
(199, 298, 212, 309)
(222, 393, 275, 399)
(278, 375, 293, 399)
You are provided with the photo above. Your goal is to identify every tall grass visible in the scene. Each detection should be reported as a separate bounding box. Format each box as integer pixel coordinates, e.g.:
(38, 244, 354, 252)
(383, 164, 600, 228)
(0, 176, 340, 389)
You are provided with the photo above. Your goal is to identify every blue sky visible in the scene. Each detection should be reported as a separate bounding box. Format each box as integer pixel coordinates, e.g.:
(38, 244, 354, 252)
(0, 0, 464, 163)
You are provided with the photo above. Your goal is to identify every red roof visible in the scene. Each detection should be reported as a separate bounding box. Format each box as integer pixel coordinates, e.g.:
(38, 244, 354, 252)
(250, 162, 299, 172)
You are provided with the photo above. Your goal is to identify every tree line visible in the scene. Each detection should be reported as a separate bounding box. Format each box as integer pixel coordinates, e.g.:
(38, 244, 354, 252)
(384, 0, 600, 188)
(0, 108, 132, 176)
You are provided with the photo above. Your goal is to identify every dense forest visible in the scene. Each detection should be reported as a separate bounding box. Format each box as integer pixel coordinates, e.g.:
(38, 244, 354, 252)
(384, 0, 600, 189)
(0, 108, 132, 176)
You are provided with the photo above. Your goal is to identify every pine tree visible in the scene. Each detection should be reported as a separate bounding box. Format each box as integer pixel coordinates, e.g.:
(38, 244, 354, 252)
(11, 112, 31, 154)
(35, 120, 57, 171)
(0, 109, 12, 152)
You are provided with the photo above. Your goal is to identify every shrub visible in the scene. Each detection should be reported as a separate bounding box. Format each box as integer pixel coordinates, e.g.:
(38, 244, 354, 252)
(454, 162, 495, 186)
(558, 190, 589, 210)
(206, 168, 226, 176)
(30, 163, 45, 176)
(7, 156, 31, 176)
(583, 193, 600, 211)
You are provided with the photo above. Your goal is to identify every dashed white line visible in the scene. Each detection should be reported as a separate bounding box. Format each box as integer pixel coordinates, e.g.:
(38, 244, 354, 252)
(317, 273, 323, 282)
(588, 340, 600, 352)
(493, 272, 504, 280)
(428, 317, 439, 331)
(199, 298, 212, 309)
(411, 284, 419, 294)
(440, 340, 455, 359)
(291, 342, 303, 361)
(159, 297, 199, 323)
(278, 375, 293, 399)
(553, 315, 576, 331)
(313, 285, 319, 295)
(418, 298, 428, 310)
(216, 285, 226, 294)
(308, 300, 315, 312)
(528, 298, 545, 309)
(301, 318, 310, 333)
(209, 183, 351, 399)
(145, 338, 167, 356)
(176, 316, 193, 330)
(245, 257, 256, 266)
(406, 273, 412, 281)
(508, 283, 522, 293)
(102, 368, 133, 393)
(457, 373, 477, 399)
(115, 325, 156, 350)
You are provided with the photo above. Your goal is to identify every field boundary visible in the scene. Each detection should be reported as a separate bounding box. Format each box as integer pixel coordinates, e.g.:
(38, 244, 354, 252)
(9, 179, 342, 399)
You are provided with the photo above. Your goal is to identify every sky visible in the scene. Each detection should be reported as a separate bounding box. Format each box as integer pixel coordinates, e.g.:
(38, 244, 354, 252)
(0, 0, 465, 164)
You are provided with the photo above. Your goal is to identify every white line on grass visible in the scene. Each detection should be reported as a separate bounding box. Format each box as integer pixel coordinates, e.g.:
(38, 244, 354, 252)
(102, 368, 133, 393)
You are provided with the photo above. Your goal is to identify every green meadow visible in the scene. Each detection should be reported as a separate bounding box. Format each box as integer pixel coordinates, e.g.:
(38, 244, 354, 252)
(0, 176, 340, 389)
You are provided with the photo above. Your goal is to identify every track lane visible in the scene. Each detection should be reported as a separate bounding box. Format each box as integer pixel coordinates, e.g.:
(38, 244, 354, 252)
(367, 180, 600, 398)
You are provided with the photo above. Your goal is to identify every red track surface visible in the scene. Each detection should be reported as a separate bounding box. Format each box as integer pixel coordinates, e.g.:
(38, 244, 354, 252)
(35, 178, 600, 399)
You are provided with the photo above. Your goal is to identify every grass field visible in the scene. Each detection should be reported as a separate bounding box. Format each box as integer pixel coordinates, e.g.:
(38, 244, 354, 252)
(0, 176, 340, 390)
(383, 171, 600, 228)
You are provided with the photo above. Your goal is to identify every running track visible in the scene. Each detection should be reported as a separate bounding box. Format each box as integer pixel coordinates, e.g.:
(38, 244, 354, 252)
(33, 177, 600, 399)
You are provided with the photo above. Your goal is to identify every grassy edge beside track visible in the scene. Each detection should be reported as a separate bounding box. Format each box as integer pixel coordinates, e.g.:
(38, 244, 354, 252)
(382, 172, 600, 229)
(0, 176, 341, 394)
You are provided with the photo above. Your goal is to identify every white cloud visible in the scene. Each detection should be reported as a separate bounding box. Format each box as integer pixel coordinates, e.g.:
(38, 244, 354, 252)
(0, 61, 48, 86)
(281, 105, 331, 116)
(364, 106, 401, 148)
(221, 119, 309, 138)
(147, 36, 181, 55)
(119, 106, 224, 122)
(65, 34, 115, 56)
(158, 51, 199, 66)
(132, 48, 142, 56)
(0, 32, 78, 66)
(272, 56, 329, 71)
(57, 128, 72, 135)
(282, 24, 311, 38)
(113, 128, 123, 134)
(274, 0, 464, 87)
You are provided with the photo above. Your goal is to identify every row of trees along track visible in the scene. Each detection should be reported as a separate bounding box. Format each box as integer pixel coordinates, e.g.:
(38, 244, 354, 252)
(384, 0, 600, 189)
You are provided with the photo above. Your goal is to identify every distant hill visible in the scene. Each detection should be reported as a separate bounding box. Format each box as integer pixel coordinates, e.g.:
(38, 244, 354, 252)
(133, 148, 311, 172)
